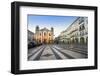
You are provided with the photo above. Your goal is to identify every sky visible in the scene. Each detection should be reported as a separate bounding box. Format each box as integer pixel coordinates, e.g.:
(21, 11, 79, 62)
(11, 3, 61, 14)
(28, 15, 78, 38)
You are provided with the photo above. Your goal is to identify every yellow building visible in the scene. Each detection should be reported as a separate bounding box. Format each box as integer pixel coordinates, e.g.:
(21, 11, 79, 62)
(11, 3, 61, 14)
(34, 26, 54, 44)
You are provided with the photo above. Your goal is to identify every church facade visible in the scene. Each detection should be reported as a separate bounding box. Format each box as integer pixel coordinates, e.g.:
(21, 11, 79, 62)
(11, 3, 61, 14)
(34, 26, 54, 44)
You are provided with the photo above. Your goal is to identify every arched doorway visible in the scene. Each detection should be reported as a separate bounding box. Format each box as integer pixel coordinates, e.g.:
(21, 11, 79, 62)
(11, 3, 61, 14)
(80, 37, 84, 44)
(75, 38, 78, 44)
(86, 37, 88, 44)
(43, 39, 47, 44)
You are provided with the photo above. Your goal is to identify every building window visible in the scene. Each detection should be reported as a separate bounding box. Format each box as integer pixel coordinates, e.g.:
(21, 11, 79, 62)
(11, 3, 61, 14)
(79, 26, 81, 31)
(49, 33, 51, 36)
(40, 33, 41, 36)
(79, 24, 85, 31)
(82, 24, 85, 30)
(82, 32, 84, 36)
(85, 31, 88, 35)
(80, 37, 85, 44)
(44, 32, 46, 36)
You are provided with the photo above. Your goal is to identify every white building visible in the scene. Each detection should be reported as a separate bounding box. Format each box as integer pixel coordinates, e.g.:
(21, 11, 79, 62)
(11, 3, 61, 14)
(78, 17, 88, 44)
(58, 17, 88, 44)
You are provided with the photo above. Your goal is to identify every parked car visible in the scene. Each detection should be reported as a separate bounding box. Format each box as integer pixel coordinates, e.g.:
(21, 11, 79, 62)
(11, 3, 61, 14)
(28, 41, 42, 49)
(28, 42, 36, 49)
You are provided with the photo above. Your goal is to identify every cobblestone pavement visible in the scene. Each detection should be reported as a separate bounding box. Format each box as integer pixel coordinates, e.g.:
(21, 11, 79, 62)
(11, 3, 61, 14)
(28, 44, 88, 61)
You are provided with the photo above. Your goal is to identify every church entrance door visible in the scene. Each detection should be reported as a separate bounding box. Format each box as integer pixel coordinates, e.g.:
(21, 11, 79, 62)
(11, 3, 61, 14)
(44, 39, 47, 44)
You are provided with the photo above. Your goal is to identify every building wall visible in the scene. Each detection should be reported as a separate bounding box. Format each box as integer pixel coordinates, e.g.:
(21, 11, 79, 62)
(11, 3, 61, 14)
(34, 26, 54, 44)
(28, 30, 34, 43)
(58, 17, 88, 44)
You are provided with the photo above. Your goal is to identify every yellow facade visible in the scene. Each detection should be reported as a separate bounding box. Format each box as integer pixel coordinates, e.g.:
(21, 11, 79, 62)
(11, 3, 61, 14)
(34, 26, 54, 44)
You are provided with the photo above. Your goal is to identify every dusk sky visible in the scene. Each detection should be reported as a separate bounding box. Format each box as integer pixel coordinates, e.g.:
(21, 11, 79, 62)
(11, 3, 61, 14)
(28, 15, 78, 38)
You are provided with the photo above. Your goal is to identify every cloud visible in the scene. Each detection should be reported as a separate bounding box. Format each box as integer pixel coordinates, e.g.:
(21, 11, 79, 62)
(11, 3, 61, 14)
(28, 24, 35, 33)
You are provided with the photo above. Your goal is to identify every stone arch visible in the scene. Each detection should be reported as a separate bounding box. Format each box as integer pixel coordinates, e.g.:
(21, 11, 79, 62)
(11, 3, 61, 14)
(71, 38, 75, 44)
(75, 38, 78, 44)
(80, 37, 85, 44)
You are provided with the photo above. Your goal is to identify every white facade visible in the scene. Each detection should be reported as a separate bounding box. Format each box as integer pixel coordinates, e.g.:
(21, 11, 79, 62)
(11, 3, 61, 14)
(58, 17, 88, 44)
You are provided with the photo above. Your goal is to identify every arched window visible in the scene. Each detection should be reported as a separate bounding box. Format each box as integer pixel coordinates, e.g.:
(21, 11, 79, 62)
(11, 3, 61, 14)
(49, 33, 51, 36)
(40, 33, 41, 36)
(80, 37, 84, 44)
(44, 32, 46, 36)
(75, 38, 78, 43)
(82, 24, 85, 30)
(79, 26, 81, 31)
